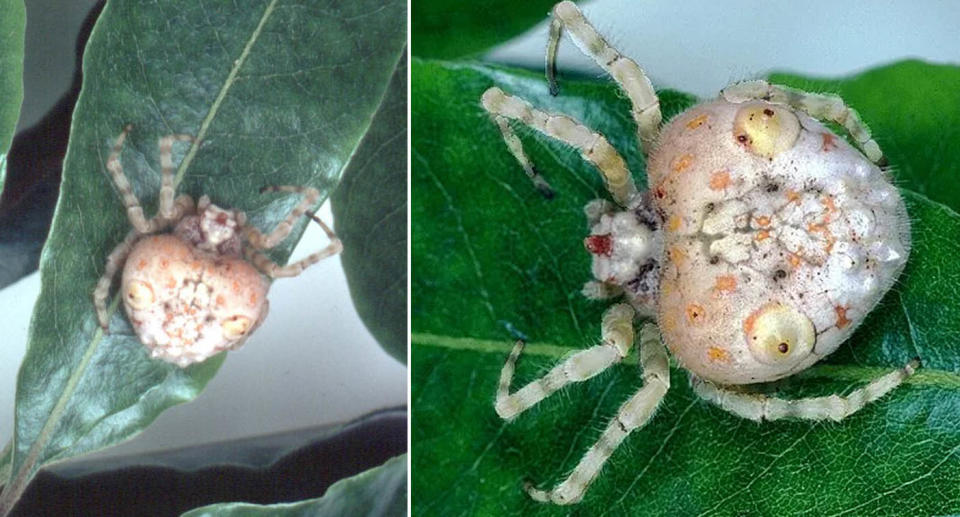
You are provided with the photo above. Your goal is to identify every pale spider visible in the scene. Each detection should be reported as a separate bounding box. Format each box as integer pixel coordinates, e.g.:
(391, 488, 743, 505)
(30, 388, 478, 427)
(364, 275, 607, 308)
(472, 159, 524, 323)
(93, 125, 342, 367)
(482, 1, 915, 505)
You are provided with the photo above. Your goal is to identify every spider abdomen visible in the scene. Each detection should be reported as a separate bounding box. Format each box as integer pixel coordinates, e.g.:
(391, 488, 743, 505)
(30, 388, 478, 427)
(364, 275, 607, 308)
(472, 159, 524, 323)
(120, 234, 269, 367)
(647, 100, 910, 384)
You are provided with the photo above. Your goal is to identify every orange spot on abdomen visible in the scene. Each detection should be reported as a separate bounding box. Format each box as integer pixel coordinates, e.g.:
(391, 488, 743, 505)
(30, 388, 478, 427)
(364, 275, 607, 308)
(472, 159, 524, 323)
(708, 170, 730, 190)
(686, 114, 708, 129)
(686, 303, 705, 324)
(707, 346, 731, 363)
(713, 275, 737, 293)
(671, 154, 694, 173)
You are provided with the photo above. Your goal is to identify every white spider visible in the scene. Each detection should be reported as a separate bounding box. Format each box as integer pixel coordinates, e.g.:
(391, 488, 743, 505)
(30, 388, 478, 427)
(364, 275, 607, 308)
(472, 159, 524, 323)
(482, 1, 914, 505)
(93, 125, 342, 367)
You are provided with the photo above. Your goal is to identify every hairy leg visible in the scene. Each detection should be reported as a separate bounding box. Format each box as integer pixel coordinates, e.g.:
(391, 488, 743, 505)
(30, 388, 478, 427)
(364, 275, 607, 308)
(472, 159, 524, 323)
(495, 304, 635, 419)
(481, 87, 636, 206)
(691, 360, 919, 422)
(721, 80, 884, 164)
(546, 1, 662, 153)
(526, 323, 670, 504)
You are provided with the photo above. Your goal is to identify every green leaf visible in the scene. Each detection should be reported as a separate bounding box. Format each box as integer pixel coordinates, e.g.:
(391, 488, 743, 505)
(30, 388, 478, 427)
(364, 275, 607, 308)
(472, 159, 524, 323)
(331, 52, 407, 364)
(0, 0, 25, 194)
(412, 0, 557, 59)
(411, 59, 960, 515)
(0, 0, 404, 513)
(770, 61, 960, 213)
(182, 454, 407, 517)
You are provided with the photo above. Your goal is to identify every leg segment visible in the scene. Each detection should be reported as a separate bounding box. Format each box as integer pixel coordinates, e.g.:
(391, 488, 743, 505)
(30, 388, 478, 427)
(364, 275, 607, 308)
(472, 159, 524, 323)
(246, 185, 321, 249)
(93, 230, 139, 330)
(691, 360, 919, 422)
(495, 303, 635, 420)
(245, 211, 342, 279)
(721, 80, 884, 164)
(526, 323, 670, 504)
(106, 125, 152, 234)
(157, 134, 194, 219)
(546, 1, 662, 153)
(481, 87, 637, 206)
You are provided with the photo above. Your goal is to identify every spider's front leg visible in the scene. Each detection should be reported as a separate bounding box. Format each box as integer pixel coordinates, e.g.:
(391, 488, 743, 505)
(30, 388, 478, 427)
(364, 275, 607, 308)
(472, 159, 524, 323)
(244, 185, 343, 278)
(157, 133, 195, 220)
(691, 359, 919, 422)
(546, 1, 662, 153)
(480, 87, 637, 205)
(106, 126, 194, 233)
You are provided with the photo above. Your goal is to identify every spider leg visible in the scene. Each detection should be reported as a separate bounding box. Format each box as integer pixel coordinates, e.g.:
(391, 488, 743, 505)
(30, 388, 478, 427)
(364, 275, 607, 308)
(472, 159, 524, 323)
(691, 360, 919, 422)
(481, 87, 637, 206)
(246, 185, 321, 249)
(721, 80, 885, 164)
(244, 210, 342, 279)
(525, 323, 670, 504)
(157, 133, 194, 219)
(106, 125, 154, 234)
(495, 304, 635, 420)
(93, 230, 139, 331)
(546, 1, 662, 154)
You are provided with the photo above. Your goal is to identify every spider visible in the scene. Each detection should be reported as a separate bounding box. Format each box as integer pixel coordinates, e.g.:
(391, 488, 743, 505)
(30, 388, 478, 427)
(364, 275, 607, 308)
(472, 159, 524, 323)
(92, 125, 342, 368)
(482, 1, 915, 505)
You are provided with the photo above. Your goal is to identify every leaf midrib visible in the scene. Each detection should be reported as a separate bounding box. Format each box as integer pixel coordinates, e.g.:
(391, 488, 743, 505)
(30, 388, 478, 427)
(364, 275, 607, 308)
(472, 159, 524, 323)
(411, 332, 960, 389)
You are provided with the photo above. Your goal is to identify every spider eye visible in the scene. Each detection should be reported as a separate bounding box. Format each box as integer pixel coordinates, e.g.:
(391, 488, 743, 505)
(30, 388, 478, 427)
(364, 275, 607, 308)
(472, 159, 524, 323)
(124, 280, 155, 310)
(222, 315, 253, 339)
(732, 103, 800, 159)
(743, 303, 815, 365)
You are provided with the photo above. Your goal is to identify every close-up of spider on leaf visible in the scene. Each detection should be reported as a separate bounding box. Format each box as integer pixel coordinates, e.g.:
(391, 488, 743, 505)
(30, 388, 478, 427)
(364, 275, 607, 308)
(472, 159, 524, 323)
(411, 0, 960, 515)
(484, 1, 914, 504)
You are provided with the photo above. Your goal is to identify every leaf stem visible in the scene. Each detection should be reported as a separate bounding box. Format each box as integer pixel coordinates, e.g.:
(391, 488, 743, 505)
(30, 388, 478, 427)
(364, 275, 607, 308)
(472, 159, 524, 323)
(173, 0, 278, 187)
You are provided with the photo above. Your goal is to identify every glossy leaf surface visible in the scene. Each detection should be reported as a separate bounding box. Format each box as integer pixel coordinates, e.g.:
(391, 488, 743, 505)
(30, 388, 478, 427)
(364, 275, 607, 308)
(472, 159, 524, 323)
(332, 53, 407, 363)
(0, 0, 404, 512)
(411, 59, 960, 515)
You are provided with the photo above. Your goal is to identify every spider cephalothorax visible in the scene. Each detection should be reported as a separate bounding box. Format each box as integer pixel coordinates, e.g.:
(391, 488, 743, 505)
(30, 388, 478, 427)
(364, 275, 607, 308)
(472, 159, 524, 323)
(94, 126, 342, 367)
(482, 1, 915, 505)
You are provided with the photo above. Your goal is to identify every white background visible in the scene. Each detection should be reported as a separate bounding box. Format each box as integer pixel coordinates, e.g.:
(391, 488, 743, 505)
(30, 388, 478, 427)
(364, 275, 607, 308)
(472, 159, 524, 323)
(1, 0, 406, 465)
(488, 0, 960, 99)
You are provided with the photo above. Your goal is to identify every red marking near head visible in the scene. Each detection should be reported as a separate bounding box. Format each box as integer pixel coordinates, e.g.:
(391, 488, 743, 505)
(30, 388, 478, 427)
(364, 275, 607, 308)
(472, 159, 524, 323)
(584, 234, 613, 256)
(216, 212, 229, 225)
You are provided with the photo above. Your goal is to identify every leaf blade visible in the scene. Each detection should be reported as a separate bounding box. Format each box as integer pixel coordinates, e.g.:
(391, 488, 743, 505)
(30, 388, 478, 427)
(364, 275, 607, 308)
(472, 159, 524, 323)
(0, 0, 405, 512)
